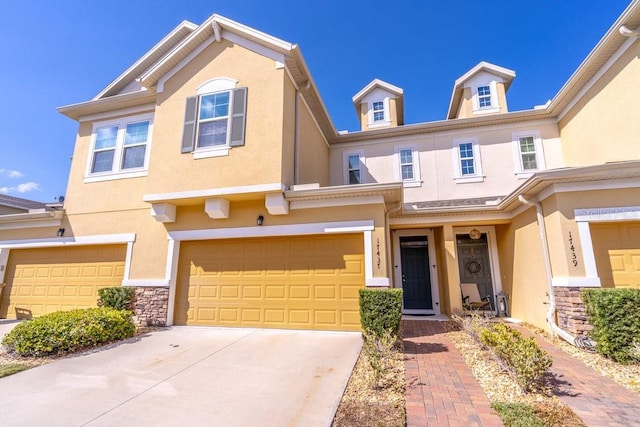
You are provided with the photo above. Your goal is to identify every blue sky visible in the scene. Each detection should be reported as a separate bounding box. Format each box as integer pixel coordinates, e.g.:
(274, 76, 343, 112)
(0, 0, 631, 202)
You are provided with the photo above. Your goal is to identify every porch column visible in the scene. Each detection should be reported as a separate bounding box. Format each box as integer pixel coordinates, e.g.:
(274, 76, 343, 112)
(443, 225, 463, 314)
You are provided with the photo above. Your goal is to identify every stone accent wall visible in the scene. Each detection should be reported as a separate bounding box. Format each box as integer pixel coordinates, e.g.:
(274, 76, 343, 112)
(554, 287, 592, 336)
(132, 287, 169, 327)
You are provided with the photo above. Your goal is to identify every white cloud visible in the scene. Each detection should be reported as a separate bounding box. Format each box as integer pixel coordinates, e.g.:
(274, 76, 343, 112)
(0, 182, 41, 194)
(16, 182, 40, 193)
(0, 169, 24, 179)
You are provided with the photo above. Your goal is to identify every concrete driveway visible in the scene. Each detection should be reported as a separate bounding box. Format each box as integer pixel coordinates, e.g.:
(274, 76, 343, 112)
(0, 326, 362, 426)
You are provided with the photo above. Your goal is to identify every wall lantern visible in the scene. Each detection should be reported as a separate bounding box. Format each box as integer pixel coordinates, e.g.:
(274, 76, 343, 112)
(469, 228, 481, 240)
(57, 228, 65, 237)
(257, 215, 264, 226)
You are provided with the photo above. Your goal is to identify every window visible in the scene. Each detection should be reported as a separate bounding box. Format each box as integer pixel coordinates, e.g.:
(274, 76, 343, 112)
(344, 151, 364, 185)
(87, 113, 153, 180)
(452, 138, 484, 183)
(198, 92, 230, 147)
(181, 86, 247, 157)
(478, 86, 491, 108)
(512, 131, 545, 177)
(459, 143, 475, 175)
(399, 149, 414, 180)
(518, 137, 537, 170)
(372, 101, 385, 122)
(348, 154, 361, 184)
(395, 145, 421, 187)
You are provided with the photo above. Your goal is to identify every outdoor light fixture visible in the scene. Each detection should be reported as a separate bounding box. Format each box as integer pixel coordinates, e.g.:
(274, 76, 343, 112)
(257, 215, 264, 226)
(469, 228, 481, 240)
(57, 228, 65, 237)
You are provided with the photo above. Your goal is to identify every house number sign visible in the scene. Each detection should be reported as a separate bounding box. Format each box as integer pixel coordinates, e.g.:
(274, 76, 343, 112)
(568, 231, 578, 267)
(376, 238, 381, 270)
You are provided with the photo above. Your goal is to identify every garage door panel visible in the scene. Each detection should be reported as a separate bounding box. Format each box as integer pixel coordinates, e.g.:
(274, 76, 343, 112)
(176, 234, 364, 331)
(1, 245, 126, 319)
(592, 223, 640, 288)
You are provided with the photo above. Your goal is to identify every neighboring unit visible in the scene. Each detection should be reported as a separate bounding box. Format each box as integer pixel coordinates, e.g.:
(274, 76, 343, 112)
(1, 2, 639, 337)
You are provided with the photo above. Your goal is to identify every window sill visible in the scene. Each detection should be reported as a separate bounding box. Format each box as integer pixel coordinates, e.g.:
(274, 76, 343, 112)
(84, 170, 148, 183)
(193, 146, 230, 159)
(515, 171, 535, 179)
(453, 175, 485, 184)
(472, 106, 500, 115)
(402, 180, 422, 188)
(368, 121, 392, 129)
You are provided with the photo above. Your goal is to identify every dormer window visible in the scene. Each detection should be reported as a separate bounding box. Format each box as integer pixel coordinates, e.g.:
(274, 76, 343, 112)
(372, 101, 385, 122)
(478, 86, 492, 108)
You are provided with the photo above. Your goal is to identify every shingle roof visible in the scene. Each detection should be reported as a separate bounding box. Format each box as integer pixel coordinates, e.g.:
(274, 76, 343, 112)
(408, 196, 504, 210)
(0, 194, 47, 211)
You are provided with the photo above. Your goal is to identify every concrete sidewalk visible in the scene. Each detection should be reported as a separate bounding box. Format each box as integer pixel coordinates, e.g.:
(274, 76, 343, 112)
(0, 326, 362, 426)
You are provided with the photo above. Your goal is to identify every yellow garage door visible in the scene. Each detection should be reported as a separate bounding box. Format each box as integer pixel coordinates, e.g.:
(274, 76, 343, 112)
(1, 245, 126, 319)
(591, 222, 640, 288)
(175, 234, 364, 331)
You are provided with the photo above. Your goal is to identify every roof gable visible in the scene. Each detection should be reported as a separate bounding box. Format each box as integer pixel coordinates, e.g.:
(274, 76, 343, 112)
(95, 21, 197, 99)
(447, 62, 515, 119)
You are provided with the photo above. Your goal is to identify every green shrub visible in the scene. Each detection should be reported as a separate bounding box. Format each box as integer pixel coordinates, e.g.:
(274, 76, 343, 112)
(491, 402, 545, 427)
(97, 286, 136, 311)
(359, 289, 403, 338)
(581, 288, 640, 364)
(479, 323, 552, 391)
(2, 308, 136, 357)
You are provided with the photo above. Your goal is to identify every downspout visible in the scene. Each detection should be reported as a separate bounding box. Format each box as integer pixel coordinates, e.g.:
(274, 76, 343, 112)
(386, 202, 402, 288)
(518, 195, 578, 346)
(293, 81, 311, 186)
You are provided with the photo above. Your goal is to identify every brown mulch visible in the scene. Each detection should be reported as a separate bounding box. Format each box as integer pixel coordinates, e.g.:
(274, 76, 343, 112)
(333, 342, 405, 427)
(445, 320, 586, 427)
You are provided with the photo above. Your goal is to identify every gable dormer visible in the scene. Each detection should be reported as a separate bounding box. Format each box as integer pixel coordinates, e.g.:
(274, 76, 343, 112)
(352, 79, 404, 131)
(446, 62, 515, 119)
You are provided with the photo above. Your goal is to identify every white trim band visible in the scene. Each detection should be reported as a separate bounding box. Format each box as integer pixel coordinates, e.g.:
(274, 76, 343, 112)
(0, 233, 136, 249)
(552, 277, 601, 287)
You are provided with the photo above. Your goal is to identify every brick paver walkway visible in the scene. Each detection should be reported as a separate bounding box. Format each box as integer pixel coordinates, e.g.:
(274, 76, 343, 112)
(403, 320, 503, 427)
(509, 323, 640, 427)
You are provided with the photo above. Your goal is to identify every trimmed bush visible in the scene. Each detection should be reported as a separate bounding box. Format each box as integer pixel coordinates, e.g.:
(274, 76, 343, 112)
(479, 323, 552, 391)
(97, 286, 136, 311)
(359, 289, 403, 338)
(2, 308, 136, 357)
(581, 288, 640, 364)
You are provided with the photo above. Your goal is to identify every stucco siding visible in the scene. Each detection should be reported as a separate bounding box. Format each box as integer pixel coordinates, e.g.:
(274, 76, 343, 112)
(559, 40, 640, 166)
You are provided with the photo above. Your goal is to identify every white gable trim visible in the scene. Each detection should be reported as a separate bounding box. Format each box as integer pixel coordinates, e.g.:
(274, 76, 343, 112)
(222, 31, 286, 65)
(157, 36, 215, 93)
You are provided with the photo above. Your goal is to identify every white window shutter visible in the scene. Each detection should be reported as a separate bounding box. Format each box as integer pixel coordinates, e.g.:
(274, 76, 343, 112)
(181, 96, 198, 153)
(229, 87, 247, 147)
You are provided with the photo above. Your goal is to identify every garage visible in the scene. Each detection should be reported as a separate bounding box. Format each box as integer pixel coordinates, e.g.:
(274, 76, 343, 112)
(591, 222, 640, 288)
(1, 245, 127, 319)
(174, 234, 364, 331)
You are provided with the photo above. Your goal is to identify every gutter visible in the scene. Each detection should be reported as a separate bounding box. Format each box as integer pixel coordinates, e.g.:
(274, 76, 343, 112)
(518, 195, 585, 346)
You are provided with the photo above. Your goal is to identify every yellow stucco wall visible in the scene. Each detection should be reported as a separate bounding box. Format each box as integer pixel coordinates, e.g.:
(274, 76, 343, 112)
(558, 40, 640, 165)
(148, 40, 286, 194)
(166, 200, 390, 280)
(295, 81, 330, 187)
(496, 208, 550, 330)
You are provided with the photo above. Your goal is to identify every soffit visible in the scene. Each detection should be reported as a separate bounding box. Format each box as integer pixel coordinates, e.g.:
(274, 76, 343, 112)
(95, 22, 197, 99)
(547, 1, 640, 116)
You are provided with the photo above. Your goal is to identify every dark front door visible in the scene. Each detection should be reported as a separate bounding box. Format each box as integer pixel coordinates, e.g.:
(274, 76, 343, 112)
(456, 233, 494, 310)
(400, 236, 433, 310)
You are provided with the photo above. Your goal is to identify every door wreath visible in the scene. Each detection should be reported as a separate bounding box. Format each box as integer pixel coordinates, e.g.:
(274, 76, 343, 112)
(465, 258, 482, 275)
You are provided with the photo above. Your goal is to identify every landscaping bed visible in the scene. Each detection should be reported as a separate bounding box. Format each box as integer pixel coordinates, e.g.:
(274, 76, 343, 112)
(446, 320, 585, 426)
